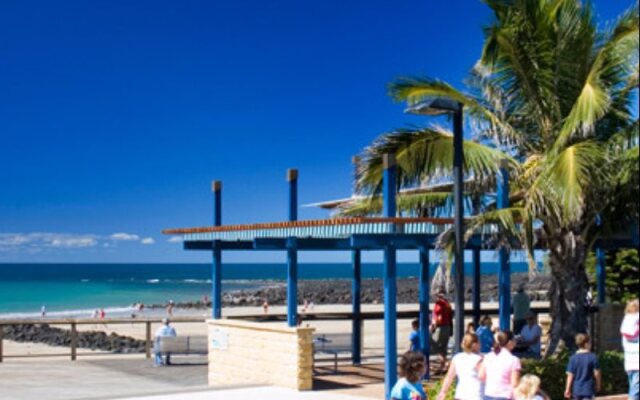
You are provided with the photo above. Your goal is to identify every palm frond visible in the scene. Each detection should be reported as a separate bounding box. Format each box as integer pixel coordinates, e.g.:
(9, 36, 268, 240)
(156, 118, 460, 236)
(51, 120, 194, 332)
(553, 5, 639, 152)
(530, 141, 606, 223)
(355, 127, 515, 195)
(336, 192, 454, 217)
(388, 77, 514, 140)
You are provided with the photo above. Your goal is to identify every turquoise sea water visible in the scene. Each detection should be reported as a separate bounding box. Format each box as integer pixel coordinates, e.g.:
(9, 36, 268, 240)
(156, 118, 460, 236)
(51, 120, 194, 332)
(0, 262, 531, 318)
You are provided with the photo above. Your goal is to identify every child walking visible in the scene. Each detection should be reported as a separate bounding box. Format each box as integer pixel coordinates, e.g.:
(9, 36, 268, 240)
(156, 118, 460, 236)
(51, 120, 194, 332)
(565, 334, 601, 400)
(390, 351, 427, 400)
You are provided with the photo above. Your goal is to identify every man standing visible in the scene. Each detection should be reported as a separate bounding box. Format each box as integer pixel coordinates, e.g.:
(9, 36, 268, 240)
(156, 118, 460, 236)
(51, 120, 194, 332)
(519, 312, 542, 359)
(431, 289, 452, 373)
(512, 284, 530, 334)
(155, 318, 177, 366)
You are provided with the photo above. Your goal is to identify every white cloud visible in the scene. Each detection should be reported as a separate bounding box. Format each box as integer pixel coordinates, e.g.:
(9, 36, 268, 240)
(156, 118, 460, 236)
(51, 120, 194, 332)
(110, 233, 140, 241)
(167, 236, 183, 243)
(0, 233, 99, 251)
(50, 236, 97, 248)
(0, 231, 165, 254)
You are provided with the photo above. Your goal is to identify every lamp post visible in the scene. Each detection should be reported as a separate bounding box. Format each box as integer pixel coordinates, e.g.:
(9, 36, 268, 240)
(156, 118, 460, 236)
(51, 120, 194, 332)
(406, 98, 465, 353)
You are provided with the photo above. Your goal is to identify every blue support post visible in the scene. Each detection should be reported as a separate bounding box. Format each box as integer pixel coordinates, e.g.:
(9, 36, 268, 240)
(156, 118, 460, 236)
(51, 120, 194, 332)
(287, 169, 298, 327)
(212, 242, 222, 319)
(211, 180, 222, 319)
(497, 161, 511, 331)
(383, 154, 397, 223)
(595, 215, 606, 305)
(596, 247, 606, 304)
(384, 245, 397, 398)
(287, 238, 298, 327)
(382, 154, 398, 399)
(472, 248, 481, 328)
(288, 169, 298, 222)
(352, 249, 362, 365)
(452, 105, 465, 352)
(419, 247, 430, 380)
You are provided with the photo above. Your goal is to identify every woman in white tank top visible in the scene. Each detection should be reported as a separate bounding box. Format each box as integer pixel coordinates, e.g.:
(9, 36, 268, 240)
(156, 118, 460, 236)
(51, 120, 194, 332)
(436, 333, 483, 400)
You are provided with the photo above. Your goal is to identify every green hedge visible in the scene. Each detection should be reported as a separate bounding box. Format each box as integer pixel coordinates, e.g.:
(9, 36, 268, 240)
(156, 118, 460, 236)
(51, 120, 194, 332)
(424, 351, 627, 399)
(522, 351, 627, 398)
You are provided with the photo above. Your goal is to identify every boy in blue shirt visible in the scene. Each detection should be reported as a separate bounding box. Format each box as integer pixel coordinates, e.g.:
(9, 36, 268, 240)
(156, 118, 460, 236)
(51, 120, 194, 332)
(565, 333, 601, 400)
(476, 315, 495, 353)
(409, 319, 421, 352)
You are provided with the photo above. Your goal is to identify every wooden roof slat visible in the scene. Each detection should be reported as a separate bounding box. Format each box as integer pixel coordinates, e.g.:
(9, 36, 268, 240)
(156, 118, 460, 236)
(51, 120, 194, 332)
(162, 217, 456, 235)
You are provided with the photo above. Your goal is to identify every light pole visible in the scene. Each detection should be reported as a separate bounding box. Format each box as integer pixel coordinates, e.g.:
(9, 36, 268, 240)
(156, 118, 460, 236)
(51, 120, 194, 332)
(406, 98, 465, 353)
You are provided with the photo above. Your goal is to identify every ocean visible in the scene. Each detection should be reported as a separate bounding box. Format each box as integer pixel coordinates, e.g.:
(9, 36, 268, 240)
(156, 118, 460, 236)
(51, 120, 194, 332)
(0, 262, 532, 318)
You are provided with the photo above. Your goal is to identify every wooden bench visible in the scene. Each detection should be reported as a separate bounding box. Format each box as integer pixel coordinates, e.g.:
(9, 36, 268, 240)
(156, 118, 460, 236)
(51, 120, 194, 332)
(313, 333, 353, 373)
(154, 336, 208, 356)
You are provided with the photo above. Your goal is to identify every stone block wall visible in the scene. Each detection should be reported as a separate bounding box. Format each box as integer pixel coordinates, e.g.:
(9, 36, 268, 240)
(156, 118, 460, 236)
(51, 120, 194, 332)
(207, 319, 315, 390)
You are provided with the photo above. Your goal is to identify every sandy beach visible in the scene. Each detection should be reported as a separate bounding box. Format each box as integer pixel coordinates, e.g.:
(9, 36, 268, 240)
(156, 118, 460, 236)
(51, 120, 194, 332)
(1, 301, 551, 359)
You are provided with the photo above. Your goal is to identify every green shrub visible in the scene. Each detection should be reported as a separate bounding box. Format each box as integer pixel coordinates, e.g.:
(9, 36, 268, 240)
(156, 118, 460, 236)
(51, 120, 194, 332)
(586, 248, 639, 303)
(521, 351, 570, 399)
(424, 351, 627, 399)
(521, 351, 626, 398)
(598, 351, 628, 395)
(424, 379, 454, 400)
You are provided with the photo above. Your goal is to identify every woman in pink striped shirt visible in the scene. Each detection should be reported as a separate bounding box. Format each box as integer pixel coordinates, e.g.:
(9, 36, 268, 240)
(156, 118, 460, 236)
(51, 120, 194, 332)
(479, 331, 521, 400)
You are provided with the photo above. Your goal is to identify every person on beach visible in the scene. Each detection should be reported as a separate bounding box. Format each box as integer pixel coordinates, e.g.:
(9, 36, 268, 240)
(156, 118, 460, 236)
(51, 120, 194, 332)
(518, 312, 542, 359)
(390, 351, 427, 400)
(409, 319, 421, 352)
(40, 305, 46, 318)
(479, 330, 521, 400)
(432, 289, 453, 373)
(436, 333, 483, 400)
(620, 299, 639, 400)
(99, 308, 105, 319)
(166, 300, 174, 317)
(514, 374, 548, 400)
(512, 284, 530, 334)
(565, 333, 601, 400)
(263, 300, 269, 314)
(476, 316, 495, 354)
(154, 318, 177, 366)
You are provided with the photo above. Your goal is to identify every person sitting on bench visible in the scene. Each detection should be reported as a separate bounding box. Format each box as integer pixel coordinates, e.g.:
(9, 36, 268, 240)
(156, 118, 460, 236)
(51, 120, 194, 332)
(155, 318, 177, 366)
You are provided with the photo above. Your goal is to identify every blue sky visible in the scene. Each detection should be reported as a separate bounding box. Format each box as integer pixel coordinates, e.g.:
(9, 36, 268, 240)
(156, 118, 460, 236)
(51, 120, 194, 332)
(0, 1, 634, 263)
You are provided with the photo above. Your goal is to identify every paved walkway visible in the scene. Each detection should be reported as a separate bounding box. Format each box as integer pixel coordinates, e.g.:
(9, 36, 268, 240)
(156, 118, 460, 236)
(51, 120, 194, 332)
(0, 356, 383, 400)
(0, 356, 208, 400)
(115, 387, 369, 400)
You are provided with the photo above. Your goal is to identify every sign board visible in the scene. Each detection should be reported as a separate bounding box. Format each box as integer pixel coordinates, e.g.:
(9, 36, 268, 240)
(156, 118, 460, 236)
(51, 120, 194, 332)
(210, 327, 229, 350)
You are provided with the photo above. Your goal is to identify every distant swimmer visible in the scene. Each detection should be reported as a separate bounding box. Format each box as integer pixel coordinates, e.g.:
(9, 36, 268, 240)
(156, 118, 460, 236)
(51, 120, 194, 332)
(40, 305, 46, 318)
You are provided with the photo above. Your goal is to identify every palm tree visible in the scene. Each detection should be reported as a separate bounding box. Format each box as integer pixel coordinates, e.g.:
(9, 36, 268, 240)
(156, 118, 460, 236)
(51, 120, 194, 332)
(350, 0, 638, 354)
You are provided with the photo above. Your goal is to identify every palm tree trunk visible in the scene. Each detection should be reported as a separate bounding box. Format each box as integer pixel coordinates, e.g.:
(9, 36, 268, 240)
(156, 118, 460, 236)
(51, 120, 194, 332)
(545, 232, 590, 356)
